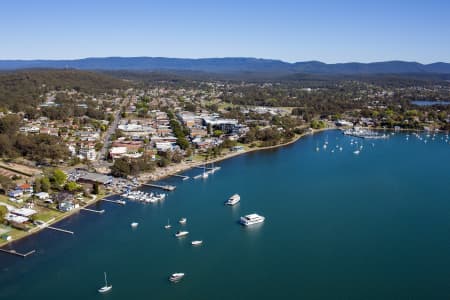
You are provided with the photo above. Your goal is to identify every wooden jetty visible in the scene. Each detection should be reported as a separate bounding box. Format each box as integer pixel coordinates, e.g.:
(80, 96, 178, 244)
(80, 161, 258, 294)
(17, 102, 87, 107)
(142, 183, 176, 191)
(0, 248, 36, 258)
(80, 208, 105, 214)
(46, 226, 74, 235)
(101, 199, 126, 205)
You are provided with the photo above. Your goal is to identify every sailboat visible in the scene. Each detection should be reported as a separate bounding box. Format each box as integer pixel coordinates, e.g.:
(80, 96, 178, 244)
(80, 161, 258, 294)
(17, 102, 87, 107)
(201, 164, 208, 179)
(164, 219, 171, 229)
(98, 272, 112, 293)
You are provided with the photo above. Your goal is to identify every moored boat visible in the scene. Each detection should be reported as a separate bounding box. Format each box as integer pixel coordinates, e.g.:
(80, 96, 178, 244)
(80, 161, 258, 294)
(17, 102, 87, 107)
(225, 194, 241, 206)
(175, 231, 189, 238)
(240, 213, 265, 226)
(98, 272, 112, 293)
(164, 219, 171, 229)
(169, 273, 185, 282)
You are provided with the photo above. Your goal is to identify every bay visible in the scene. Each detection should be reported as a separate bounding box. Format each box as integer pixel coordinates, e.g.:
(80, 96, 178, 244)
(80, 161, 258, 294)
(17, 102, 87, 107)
(1, 130, 449, 300)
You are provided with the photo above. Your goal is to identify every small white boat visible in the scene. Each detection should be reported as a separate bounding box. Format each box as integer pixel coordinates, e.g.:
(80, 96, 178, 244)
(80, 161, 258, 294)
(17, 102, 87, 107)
(131, 222, 139, 228)
(179, 218, 187, 225)
(169, 273, 185, 282)
(191, 240, 203, 246)
(175, 231, 189, 238)
(98, 272, 112, 293)
(164, 219, 171, 229)
(225, 194, 240, 206)
(353, 150, 360, 155)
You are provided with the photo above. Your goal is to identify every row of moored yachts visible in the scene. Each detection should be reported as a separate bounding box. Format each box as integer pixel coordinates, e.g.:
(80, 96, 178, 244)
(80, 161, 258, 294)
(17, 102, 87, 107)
(121, 190, 167, 203)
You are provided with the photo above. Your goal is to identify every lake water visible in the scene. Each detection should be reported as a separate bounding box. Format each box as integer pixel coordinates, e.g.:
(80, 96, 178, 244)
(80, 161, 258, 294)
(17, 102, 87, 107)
(411, 100, 450, 106)
(1, 130, 450, 300)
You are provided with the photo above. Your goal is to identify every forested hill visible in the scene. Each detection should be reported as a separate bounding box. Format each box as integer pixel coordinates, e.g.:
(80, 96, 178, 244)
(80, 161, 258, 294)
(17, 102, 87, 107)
(0, 69, 130, 111)
(1, 57, 450, 74)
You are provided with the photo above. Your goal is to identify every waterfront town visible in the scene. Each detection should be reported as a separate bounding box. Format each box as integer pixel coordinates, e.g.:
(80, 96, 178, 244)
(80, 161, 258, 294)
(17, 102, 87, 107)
(0, 70, 449, 245)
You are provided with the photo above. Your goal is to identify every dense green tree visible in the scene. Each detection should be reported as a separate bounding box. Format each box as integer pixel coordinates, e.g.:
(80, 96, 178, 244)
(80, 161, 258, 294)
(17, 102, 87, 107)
(52, 169, 67, 186)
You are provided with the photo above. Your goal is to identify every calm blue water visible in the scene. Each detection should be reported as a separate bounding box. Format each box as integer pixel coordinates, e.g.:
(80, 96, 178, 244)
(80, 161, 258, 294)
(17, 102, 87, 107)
(411, 100, 450, 106)
(1, 130, 450, 300)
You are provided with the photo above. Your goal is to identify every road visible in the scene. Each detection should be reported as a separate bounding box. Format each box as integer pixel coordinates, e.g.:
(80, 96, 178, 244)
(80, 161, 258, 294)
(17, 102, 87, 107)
(97, 97, 129, 161)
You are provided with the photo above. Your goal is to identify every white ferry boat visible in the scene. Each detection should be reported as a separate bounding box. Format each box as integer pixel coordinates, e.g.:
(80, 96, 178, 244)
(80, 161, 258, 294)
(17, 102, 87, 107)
(240, 213, 265, 226)
(225, 194, 241, 206)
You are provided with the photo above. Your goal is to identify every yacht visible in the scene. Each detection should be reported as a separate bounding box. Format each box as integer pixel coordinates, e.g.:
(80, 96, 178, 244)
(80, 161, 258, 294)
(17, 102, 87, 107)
(131, 222, 139, 228)
(175, 231, 189, 238)
(191, 240, 203, 246)
(201, 165, 208, 179)
(98, 272, 112, 293)
(240, 213, 265, 226)
(225, 194, 241, 206)
(169, 273, 185, 282)
(179, 217, 187, 225)
(353, 150, 360, 155)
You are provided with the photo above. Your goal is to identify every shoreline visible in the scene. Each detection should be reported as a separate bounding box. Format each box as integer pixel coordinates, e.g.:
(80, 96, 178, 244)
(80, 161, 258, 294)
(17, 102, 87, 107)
(137, 127, 332, 182)
(0, 192, 114, 249)
(0, 127, 331, 250)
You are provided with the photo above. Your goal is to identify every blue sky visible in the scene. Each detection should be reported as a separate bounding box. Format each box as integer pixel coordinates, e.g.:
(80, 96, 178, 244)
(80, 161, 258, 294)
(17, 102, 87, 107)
(0, 0, 449, 63)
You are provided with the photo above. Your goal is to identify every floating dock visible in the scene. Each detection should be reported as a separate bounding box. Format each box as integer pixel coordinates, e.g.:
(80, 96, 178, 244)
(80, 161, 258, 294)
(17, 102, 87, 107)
(80, 207, 105, 214)
(0, 248, 36, 258)
(142, 183, 176, 191)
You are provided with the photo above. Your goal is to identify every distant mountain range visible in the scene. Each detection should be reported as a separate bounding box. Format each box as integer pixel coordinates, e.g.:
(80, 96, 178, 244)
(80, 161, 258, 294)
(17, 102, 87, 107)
(0, 57, 450, 74)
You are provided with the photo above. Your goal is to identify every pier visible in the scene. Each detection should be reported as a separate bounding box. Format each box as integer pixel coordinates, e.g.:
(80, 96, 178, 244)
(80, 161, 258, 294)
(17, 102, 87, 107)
(0, 248, 36, 258)
(194, 166, 214, 170)
(101, 199, 126, 205)
(173, 174, 190, 180)
(142, 183, 176, 191)
(80, 207, 105, 214)
(46, 226, 74, 235)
